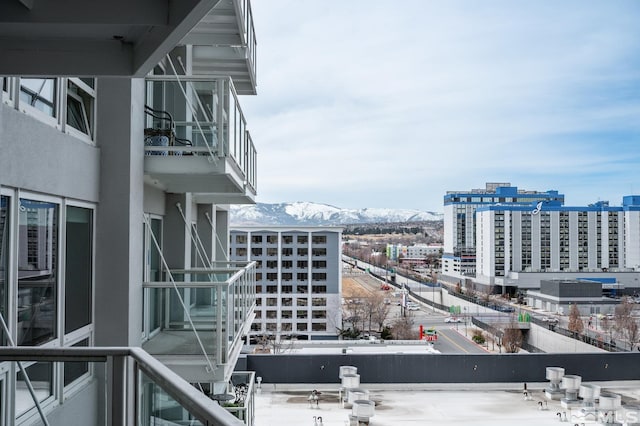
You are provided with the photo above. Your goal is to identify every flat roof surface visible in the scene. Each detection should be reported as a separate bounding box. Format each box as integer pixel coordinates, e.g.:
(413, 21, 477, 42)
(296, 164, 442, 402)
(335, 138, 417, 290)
(254, 381, 640, 425)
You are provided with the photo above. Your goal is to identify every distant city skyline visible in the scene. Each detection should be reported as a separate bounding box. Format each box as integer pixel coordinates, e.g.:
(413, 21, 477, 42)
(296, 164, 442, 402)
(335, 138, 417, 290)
(242, 1, 640, 212)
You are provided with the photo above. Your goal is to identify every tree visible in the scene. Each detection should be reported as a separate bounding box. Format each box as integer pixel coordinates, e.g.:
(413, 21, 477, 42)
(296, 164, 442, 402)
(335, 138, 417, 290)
(567, 304, 584, 336)
(367, 292, 392, 332)
(501, 316, 523, 353)
(614, 300, 639, 350)
(390, 314, 415, 340)
(254, 333, 295, 354)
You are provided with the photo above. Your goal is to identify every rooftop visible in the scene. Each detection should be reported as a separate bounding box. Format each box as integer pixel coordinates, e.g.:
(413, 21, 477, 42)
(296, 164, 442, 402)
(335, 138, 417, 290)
(254, 381, 640, 425)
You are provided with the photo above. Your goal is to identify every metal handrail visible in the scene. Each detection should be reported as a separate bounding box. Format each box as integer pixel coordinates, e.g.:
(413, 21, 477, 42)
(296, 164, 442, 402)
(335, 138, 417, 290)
(0, 346, 245, 426)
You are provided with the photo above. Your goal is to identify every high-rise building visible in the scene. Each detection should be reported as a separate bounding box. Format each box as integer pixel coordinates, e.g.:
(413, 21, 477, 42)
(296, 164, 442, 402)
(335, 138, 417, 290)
(442, 182, 564, 279)
(1, 1, 258, 424)
(230, 227, 342, 342)
(475, 197, 640, 294)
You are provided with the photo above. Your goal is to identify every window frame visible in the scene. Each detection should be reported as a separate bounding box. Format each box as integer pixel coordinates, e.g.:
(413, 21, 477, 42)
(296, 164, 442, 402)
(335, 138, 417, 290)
(64, 78, 96, 142)
(17, 78, 61, 128)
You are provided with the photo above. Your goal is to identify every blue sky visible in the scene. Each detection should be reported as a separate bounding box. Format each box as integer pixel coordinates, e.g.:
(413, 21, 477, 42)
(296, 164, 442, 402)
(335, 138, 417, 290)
(242, 0, 640, 213)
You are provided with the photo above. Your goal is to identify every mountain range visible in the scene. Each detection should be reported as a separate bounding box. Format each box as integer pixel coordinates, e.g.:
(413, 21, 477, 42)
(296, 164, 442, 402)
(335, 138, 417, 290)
(229, 202, 443, 226)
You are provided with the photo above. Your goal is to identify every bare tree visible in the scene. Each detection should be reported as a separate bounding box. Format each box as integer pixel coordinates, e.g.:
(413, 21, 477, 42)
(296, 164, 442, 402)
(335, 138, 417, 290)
(567, 304, 584, 336)
(614, 300, 639, 351)
(253, 332, 296, 354)
(368, 292, 392, 332)
(390, 314, 416, 340)
(501, 316, 523, 353)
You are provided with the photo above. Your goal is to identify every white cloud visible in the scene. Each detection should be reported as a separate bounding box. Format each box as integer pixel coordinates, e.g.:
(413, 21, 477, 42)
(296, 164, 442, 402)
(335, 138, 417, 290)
(243, 0, 640, 211)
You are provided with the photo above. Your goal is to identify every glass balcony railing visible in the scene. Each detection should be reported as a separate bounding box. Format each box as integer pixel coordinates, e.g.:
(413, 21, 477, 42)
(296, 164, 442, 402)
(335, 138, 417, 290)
(235, 0, 257, 84)
(142, 262, 256, 365)
(144, 76, 257, 194)
(0, 346, 245, 426)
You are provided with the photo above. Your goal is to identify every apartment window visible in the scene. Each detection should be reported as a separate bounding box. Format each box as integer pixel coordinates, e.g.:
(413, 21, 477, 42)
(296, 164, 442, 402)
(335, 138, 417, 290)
(255, 276, 262, 284)
(18, 199, 58, 346)
(266, 285, 277, 293)
(266, 298, 277, 306)
(65, 206, 93, 333)
(281, 310, 292, 319)
(266, 310, 277, 319)
(312, 285, 326, 293)
(0, 196, 8, 345)
(16, 363, 54, 418)
(281, 285, 293, 293)
(282, 235, 293, 244)
(281, 323, 292, 331)
(297, 311, 308, 319)
(312, 236, 326, 244)
(266, 260, 277, 269)
(266, 248, 278, 256)
(266, 323, 277, 332)
(20, 78, 57, 117)
(297, 298, 308, 306)
(254, 310, 262, 319)
(312, 260, 326, 268)
(312, 298, 326, 307)
(282, 248, 293, 256)
(255, 298, 262, 306)
(266, 273, 277, 282)
(66, 79, 95, 138)
(312, 248, 326, 257)
(251, 235, 262, 244)
(266, 235, 278, 244)
(64, 338, 90, 386)
(236, 248, 247, 257)
(312, 311, 326, 319)
(312, 323, 326, 332)
(251, 247, 262, 257)
(297, 248, 308, 256)
(282, 298, 292, 306)
(297, 273, 308, 281)
(312, 273, 326, 281)
(297, 236, 308, 244)
(297, 323, 307, 332)
(296, 285, 308, 294)
(297, 261, 308, 269)
(282, 273, 293, 282)
(282, 260, 293, 269)
(235, 235, 247, 244)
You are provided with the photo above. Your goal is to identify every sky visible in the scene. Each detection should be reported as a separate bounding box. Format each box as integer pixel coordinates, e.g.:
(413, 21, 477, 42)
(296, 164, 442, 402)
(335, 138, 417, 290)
(241, 0, 640, 213)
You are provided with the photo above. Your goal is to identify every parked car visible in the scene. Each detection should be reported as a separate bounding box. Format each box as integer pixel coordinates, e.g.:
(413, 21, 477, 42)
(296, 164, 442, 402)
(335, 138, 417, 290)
(541, 317, 558, 324)
(407, 305, 420, 311)
(444, 316, 462, 323)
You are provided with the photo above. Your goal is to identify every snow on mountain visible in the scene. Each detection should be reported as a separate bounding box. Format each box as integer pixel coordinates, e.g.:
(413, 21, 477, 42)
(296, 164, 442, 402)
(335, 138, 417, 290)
(230, 202, 442, 226)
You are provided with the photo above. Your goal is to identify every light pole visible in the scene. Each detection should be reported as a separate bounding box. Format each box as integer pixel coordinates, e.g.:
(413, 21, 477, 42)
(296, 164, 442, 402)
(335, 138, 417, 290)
(464, 307, 468, 336)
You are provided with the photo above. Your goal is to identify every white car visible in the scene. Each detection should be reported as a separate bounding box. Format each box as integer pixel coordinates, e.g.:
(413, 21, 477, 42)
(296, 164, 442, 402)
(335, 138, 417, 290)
(407, 305, 420, 311)
(444, 317, 462, 323)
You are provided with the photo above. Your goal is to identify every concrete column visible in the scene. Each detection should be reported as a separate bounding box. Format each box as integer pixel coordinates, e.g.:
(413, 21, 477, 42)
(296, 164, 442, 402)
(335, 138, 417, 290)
(214, 209, 228, 262)
(94, 78, 144, 346)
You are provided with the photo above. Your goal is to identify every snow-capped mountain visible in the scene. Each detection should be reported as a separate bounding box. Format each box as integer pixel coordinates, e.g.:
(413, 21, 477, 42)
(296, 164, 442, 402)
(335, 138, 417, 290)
(230, 202, 443, 226)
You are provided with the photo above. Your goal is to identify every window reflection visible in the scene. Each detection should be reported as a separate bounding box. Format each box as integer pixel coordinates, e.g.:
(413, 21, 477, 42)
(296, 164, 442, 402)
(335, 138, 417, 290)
(0, 196, 8, 345)
(19, 78, 57, 117)
(18, 199, 58, 346)
(65, 206, 92, 333)
(16, 362, 53, 417)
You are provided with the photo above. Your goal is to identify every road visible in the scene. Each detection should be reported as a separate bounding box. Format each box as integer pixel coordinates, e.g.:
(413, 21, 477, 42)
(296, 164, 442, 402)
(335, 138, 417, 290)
(343, 269, 488, 354)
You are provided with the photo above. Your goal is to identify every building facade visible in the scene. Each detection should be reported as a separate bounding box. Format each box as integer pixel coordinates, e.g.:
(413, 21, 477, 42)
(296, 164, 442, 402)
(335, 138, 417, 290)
(442, 182, 564, 279)
(1, 1, 258, 425)
(475, 198, 640, 294)
(230, 227, 342, 342)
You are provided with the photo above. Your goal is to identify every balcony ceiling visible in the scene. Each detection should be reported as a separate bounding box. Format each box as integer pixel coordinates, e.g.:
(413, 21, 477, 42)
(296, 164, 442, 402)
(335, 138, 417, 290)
(0, 0, 222, 77)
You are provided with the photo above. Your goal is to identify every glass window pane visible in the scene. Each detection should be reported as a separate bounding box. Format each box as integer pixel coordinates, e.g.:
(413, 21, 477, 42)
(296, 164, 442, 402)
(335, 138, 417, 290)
(17, 199, 58, 346)
(0, 196, 8, 346)
(64, 338, 89, 386)
(16, 362, 53, 417)
(65, 206, 92, 334)
(19, 78, 57, 117)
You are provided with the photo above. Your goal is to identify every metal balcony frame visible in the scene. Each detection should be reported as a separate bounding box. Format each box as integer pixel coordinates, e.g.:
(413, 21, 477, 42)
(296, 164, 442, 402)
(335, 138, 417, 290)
(0, 346, 245, 426)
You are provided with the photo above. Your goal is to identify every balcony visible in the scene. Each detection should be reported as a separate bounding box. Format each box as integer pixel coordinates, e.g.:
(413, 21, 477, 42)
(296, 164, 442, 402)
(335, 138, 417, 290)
(144, 76, 257, 204)
(142, 261, 256, 383)
(181, 0, 258, 95)
(0, 346, 245, 426)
